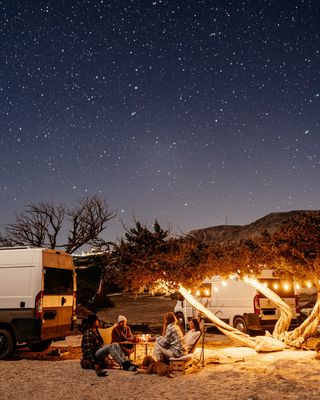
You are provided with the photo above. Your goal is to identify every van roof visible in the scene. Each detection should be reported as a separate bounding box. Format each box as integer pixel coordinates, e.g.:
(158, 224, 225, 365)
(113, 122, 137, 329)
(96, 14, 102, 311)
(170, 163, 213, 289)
(0, 246, 35, 250)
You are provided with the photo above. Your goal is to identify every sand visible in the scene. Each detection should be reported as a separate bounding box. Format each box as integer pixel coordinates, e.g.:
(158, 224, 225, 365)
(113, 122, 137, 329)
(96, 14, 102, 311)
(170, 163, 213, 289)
(1, 334, 320, 400)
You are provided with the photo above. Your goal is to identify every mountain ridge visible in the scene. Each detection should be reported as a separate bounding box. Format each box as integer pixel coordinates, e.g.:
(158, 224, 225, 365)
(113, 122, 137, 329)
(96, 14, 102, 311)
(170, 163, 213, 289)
(187, 210, 318, 243)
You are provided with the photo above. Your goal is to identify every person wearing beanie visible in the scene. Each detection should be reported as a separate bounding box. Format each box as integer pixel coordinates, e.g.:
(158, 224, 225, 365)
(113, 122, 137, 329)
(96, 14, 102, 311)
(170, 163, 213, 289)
(81, 314, 137, 375)
(111, 314, 135, 358)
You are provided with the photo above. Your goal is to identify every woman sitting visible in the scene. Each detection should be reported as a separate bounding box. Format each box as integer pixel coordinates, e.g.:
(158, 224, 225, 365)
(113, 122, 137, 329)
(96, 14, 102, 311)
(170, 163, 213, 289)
(153, 312, 188, 362)
(184, 317, 201, 352)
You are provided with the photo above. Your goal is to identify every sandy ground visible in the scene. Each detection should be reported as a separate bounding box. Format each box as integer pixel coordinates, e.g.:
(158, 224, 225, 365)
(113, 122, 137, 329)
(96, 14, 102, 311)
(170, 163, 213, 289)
(1, 335, 320, 400)
(2, 295, 320, 400)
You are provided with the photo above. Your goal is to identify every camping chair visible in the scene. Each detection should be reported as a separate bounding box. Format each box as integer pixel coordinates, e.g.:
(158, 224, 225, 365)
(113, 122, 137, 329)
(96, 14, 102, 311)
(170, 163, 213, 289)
(99, 324, 116, 345)
(169, 330, 205, 375)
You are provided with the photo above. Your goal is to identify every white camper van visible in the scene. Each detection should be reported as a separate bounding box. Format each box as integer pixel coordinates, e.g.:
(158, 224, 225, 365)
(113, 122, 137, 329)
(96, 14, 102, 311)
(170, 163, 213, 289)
(0, 247, 77, 359)
(174, 270, 299, 334)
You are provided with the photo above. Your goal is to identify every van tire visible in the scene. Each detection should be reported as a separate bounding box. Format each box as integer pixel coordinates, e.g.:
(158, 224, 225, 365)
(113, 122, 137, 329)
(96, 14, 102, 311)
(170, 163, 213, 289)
(28, 339, 52, 352)
(233, 317, 247, 334)
(175, 312, 186, 332)
(0, 329, 15, 359)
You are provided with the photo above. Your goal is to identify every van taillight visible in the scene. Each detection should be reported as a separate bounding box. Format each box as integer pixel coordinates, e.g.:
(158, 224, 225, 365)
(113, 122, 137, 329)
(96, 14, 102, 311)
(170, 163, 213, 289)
(253, 294, 260, 314)
(72, 292, 77, 318)
(35, 291, 43, 319)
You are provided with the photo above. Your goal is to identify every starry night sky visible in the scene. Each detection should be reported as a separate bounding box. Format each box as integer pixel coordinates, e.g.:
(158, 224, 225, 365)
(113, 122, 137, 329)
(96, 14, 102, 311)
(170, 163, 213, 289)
(1, 0, 319, 242)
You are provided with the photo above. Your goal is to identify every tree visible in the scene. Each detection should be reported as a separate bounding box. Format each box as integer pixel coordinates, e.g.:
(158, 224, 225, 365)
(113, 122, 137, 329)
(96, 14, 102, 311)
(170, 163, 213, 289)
(0, 202, 64, 248)
(105, 219, 171, 292)
(0, 195, 115, 254)
(260, 211, 320, 346)
(107, 212, 320, 351)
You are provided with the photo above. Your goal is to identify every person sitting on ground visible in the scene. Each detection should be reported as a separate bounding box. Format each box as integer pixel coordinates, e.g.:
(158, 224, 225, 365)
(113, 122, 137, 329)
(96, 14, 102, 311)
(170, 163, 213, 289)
(153, 312, 188, 362)
(81, 314, 137, 376)
(184, 317, 202, 352)
(111, 314, 135, 358)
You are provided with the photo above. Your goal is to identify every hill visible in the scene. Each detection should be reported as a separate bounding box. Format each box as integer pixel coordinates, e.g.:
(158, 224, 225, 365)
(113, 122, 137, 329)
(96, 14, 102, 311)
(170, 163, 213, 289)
(188, 210, 318, 243)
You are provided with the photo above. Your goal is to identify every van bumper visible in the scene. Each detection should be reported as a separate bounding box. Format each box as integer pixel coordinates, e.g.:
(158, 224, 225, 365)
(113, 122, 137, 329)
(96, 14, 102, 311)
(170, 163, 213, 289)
(245, 313, 300, 331)
(12, 317, 42, 342)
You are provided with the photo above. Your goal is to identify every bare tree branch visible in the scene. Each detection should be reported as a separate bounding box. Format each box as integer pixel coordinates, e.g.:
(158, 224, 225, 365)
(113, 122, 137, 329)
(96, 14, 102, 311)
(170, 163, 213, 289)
(66, 195, 116, 253)
(0, 195, 115, 253)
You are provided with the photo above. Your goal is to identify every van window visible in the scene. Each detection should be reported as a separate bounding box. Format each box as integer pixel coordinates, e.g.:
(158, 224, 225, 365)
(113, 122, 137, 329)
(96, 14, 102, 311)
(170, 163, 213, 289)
(44, 267, 73, 295)
(258, 279, 295, 298)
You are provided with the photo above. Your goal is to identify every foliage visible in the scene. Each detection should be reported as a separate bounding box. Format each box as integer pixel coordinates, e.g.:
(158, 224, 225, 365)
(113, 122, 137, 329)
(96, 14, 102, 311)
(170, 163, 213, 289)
(0, 195, 115, 254)
(261, 211, 320, 283)
(105, 211, 320, 294)
(105, 219, 172, 292)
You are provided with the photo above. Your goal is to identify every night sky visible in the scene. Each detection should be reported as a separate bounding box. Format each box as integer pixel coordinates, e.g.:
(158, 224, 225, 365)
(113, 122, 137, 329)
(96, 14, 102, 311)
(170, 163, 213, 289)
(1, 0, 319, 242)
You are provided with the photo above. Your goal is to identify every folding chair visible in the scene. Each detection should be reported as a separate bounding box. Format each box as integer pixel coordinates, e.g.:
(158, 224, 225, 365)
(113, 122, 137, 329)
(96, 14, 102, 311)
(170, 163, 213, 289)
(169, 330, 205, 375)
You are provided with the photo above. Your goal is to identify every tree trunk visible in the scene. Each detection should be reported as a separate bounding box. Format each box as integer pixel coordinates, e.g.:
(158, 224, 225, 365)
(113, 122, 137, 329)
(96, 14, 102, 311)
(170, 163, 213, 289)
(244, 277, 293, 338)
(179, 286, 286, 352)
(285, 289, 320, 348)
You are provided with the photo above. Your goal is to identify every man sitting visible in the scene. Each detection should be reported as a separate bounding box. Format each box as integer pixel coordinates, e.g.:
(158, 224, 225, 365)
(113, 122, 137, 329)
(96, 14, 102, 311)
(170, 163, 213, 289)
(81, 314, 137, 376)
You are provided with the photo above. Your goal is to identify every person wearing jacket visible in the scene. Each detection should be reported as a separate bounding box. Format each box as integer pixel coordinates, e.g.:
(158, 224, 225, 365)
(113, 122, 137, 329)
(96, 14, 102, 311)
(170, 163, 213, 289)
(111, 314, 135, 358)
(153, 312, 187, 362)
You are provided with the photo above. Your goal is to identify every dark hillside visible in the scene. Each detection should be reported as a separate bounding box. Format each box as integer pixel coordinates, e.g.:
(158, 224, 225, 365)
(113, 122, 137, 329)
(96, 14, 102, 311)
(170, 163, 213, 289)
(188, 210, 319, 243)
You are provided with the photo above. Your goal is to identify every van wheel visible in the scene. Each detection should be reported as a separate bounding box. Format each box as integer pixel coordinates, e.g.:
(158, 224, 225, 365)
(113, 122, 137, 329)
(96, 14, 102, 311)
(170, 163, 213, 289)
(0, 329, 15, 359)
(28, 340, 52, 352)
(175, 312, 186, 333)
(233, 317, 247, 334)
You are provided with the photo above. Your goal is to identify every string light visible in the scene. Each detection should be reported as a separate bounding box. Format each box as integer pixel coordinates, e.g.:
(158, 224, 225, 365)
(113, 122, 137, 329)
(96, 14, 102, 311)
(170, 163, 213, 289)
(273, 283, 279, 290)
(307, 282, 312, 288)
(283, 283, 290, 291)
(295, 283, 300, 290)
(214, 286, 219, 292)
(222, 281, 227, 287)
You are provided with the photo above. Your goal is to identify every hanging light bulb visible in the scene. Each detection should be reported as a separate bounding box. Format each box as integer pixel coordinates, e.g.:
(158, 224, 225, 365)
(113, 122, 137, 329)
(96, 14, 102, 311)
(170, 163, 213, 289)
(307, 282, 312, 288)
(283, 283, 290, 291)
(273, 283, 279, 290)
(222, 281, 227, 287)
(196, 290, 200, 296)
(263, 282, 268, 288)
(295, 283, 300, 290)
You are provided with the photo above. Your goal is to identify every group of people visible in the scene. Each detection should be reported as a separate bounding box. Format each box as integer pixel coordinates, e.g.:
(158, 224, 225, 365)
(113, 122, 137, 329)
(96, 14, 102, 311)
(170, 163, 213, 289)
(81, 313, 137, 376)
(81, 311, 202, 377)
